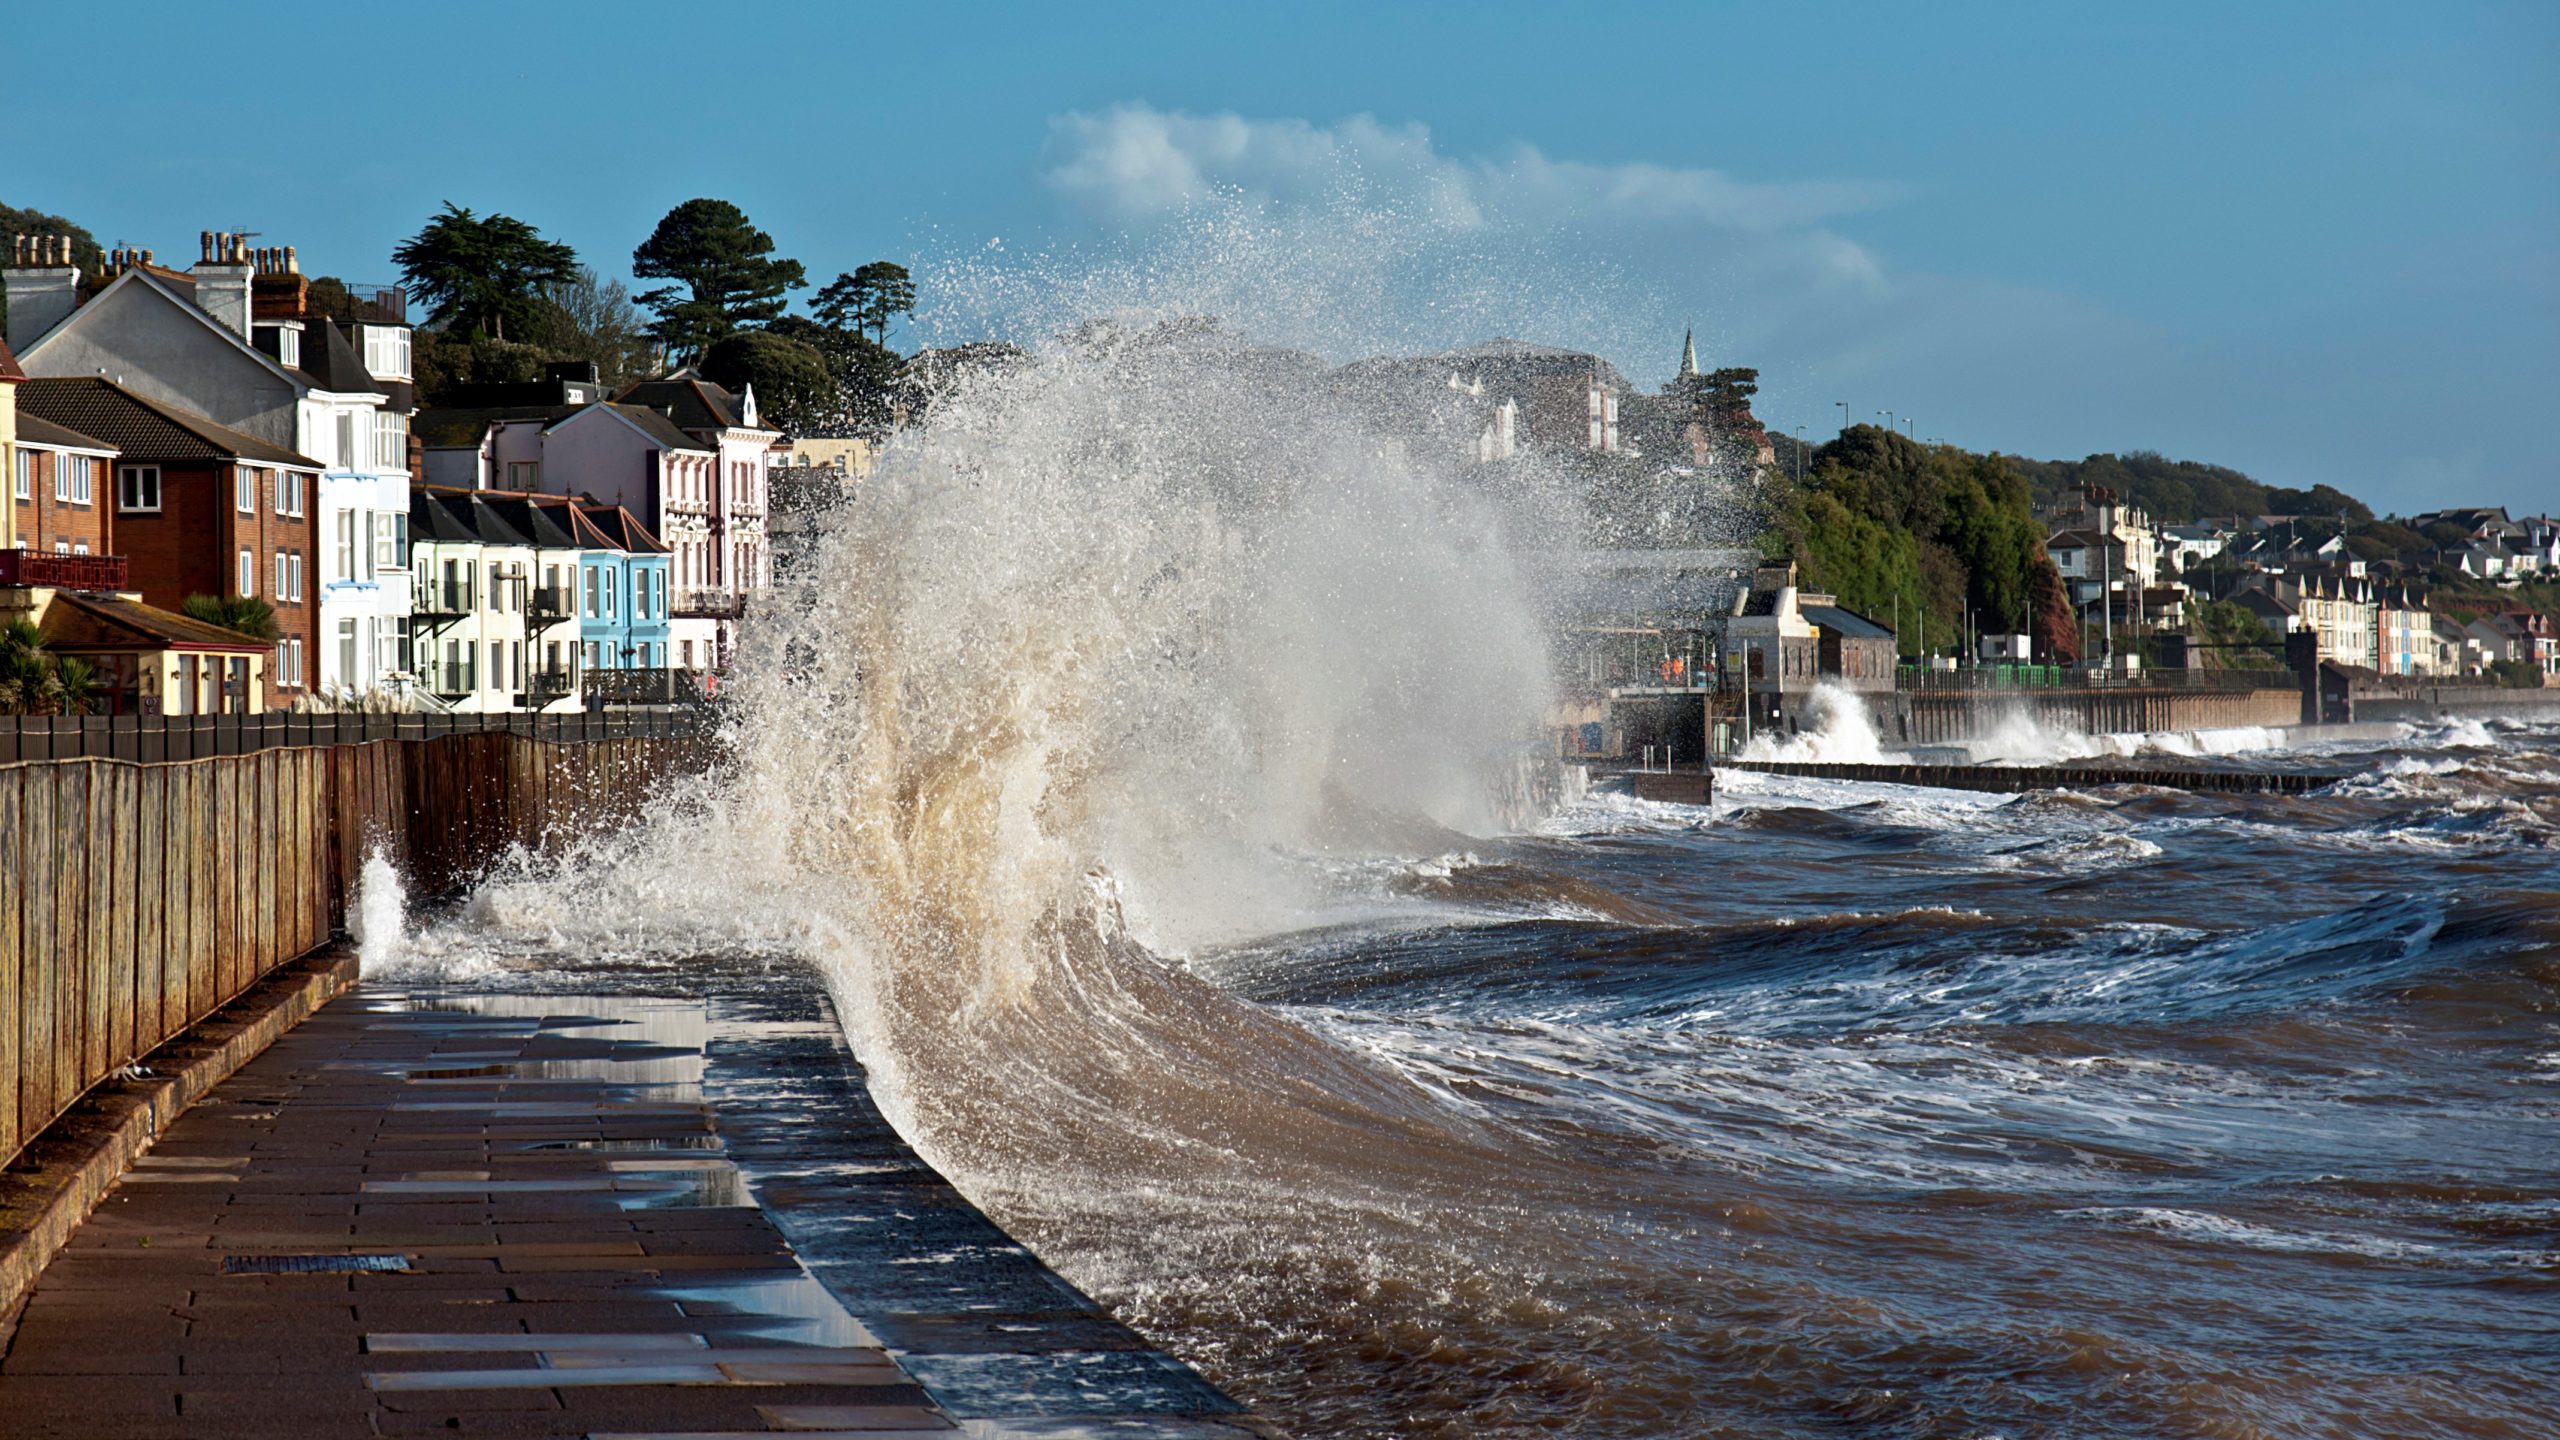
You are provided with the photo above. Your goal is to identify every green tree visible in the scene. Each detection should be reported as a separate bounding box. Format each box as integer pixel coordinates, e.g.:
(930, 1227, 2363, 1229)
(812, 261, 916, 347)
(631, 199, 806, 358)
(182, 593, 281, 641)
(699, 331, 834, 433)
(766, 315, 905, 434)
(392, 203, 580, 342)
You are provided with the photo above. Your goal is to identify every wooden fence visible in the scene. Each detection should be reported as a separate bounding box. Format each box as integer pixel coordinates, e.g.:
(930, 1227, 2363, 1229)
(0, 732, 716, 1169)
(0, 709, 711, 765)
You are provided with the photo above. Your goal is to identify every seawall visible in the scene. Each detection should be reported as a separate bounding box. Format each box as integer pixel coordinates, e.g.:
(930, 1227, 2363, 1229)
(0, 731, 717, 1173)
(1878, 687, 2303, 746)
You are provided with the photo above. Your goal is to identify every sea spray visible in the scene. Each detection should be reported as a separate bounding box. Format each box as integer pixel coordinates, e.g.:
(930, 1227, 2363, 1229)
(352, 850, 408, 973)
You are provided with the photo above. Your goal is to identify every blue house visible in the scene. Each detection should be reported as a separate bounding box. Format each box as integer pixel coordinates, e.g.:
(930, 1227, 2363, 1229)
(568, 501, 673, 674)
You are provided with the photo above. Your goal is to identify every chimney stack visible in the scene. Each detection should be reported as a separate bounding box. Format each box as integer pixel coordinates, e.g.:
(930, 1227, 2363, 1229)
(192, 229, 256, 337)
(4, 233, 83, 349)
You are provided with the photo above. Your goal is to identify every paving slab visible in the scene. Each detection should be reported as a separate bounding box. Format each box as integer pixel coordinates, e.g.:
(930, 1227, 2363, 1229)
(0, 984, 1271, 1437)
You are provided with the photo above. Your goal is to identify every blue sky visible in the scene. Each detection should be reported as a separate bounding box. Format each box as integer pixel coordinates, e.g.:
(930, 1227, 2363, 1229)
(10, 1, 2553, 514)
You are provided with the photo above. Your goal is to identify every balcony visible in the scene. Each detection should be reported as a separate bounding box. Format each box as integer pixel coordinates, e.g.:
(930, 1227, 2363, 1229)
(412, 583, 473, 619)
(0, 551, 130, 591)
(522, 667, 577, 705)
(672, 587, 745, 619)
(527, 585, 576, 626)
(428, 665, 478, 699)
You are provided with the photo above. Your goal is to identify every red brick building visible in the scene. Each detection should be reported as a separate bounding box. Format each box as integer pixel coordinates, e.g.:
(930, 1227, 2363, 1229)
(10, 411, 117, 557)
(16, 378, 323, 709)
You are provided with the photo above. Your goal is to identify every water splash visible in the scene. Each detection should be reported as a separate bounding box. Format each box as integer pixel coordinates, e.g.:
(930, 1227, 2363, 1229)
(352, 849, 409, 973)
(1736, 681, 1888, 762)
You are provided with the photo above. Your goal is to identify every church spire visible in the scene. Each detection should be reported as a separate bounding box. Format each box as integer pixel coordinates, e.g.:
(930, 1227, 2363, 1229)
(1678, 326, 1700, 380)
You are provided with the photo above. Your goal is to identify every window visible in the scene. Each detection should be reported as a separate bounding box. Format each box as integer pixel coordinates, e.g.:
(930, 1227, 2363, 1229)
(53, 455, 69, 501)
(583, 566, 599, 617)
(335, 511, 358, 581)
(117, 464, 161, 513)
(238, 548, 255, 597)
(290, 551, 303, 602)
(508, 461, 540, 488)
(363, 326, 412, 382)
(375, 411, 408, 469)
(275, 550, 289, 601)
(290, 638, 303, 688)
(374, 511, 408, 569)
(603, 571, 616, 618)
(238, 469, 258, 514)
(337, 619, 358, 687)
(336, 413, 356, 470)
(584, 640, 599, 670)
(53, 541, 68, 554)
(12, 450, 28, 500)
(277, 471, 304, 517)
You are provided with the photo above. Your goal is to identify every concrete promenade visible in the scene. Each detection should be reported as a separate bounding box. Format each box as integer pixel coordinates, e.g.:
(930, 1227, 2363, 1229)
(0, 986, 1271, 1439)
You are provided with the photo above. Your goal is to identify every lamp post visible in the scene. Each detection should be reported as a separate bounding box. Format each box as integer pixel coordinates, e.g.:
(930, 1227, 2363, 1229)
(1836, 400, 1851, 435)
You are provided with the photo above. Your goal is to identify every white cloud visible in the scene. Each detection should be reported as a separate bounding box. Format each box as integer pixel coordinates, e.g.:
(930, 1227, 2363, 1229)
(1042, 104, 1899, 254)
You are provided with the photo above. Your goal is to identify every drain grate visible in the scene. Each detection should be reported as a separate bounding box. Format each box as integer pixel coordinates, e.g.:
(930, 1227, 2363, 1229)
(224, 1253, 413, 1276)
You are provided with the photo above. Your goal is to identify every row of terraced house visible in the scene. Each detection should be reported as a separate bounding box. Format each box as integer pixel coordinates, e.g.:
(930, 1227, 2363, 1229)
(0, 230, 776, 714)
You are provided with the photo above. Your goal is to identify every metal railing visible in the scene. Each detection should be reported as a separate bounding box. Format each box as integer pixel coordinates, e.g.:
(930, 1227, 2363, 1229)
(584, 668, 710, 707)
(412, 582, 473, 618)
(0, 551, 130, 589)
(1896, 665, 2299, 693)
(523, 668, 576, 702)
(528, 586, 576, 622)
(309, 282, 408, 325)
(0, 708, 716, 764)
(672, 587, 745, 619)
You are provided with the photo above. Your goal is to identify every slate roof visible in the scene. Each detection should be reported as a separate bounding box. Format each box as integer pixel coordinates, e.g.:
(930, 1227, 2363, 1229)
(298, 320, 388, 398)
(42, 591, 274, 654)
(2046, 530, 2103, 550)
(414, 405, 577, 450)
(413, 487, 532, 548)
(476, 492, 583, 550)
(15, 378, 320, 468)
(613, 378, 755, 433)
(14, 413, 116, 452)
(554, 401, 716, 453)
(1801, 603, 1894, 640)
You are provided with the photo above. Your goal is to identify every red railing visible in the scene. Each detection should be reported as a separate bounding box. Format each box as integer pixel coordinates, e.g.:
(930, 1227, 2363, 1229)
(0, 551, 130, 590)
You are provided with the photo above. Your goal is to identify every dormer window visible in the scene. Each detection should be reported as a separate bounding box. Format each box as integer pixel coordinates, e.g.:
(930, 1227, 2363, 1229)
(362, 325, 412, 381)
(254, 321, 303, 368)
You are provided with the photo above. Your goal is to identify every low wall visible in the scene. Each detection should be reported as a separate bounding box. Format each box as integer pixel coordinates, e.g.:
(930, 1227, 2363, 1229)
(1881, 687, 2302, 746)
(0, 732, 716, 1170)
(2356, 687, 2560, 723)
(1724, 759, 2334, 796)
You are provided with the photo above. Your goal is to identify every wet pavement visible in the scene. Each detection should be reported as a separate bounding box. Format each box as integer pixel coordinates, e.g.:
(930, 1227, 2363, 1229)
(0, 984, 1275, 1439)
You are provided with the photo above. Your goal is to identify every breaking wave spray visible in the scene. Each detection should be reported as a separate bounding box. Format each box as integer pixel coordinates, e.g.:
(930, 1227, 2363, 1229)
(459, 214, 1725, 1432)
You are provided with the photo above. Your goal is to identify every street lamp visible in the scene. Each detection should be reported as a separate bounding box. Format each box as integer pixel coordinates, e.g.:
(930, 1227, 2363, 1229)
(1836, 401, 1851, 434)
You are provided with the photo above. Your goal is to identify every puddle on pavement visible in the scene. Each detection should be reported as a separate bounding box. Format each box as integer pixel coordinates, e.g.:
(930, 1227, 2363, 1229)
(662, 1272, 882, 1349)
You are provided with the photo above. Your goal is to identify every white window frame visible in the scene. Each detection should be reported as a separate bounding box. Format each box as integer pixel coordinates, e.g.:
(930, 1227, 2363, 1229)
(11, 450, 29, 501)
(117, 464, 161, 513)
(275, 550, 289, 601)
(238, 548, 256, 597)
(238, 469, 257, 514)
(290, 551, 304, 602)
(336, 511, 358, 582)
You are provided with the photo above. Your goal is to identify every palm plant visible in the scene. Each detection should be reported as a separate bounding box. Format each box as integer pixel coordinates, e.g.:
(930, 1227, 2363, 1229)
(49, 656, 101, 717)
(0, 618, 51, 715)
(180, 593, 280, 641)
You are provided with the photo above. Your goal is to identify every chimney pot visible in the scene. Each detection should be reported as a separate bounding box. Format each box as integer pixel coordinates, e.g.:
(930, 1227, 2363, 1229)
(284, 245, 298, 274)
(201, 231, 215, 263)
(142, 249, 154, 268)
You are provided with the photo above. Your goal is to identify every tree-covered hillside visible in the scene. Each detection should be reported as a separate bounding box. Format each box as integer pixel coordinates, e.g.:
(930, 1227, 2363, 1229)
(2010, 450, 2371, 525)
(1761, 426, 2077, 662)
